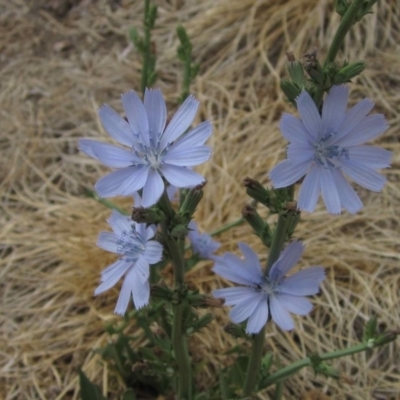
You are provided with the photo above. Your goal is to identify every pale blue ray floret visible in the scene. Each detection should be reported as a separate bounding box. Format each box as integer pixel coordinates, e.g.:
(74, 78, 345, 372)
(213, 241, 325, 334)
(269, 85, 392, 214)
(79, 89, 212, 207)
(95, 210, 163, 315)
(188, 221, 220, 259)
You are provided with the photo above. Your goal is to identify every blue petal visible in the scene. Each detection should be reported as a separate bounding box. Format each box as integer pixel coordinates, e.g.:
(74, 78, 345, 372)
(144, 88, 167, 143)
(97, 231, 119, 253)
(95, 260, 129, 295)
(134, 255, 150, 284)
(279, 113, 313, 144)
(269, 241, 305, 283)
(143, 240, 163, 264)
(270, 296, 294, 330)
(114, 267, 134, 315)
(336, 114, 388, 147)
(107, 210, 132, 235)
(163, 145, 211, 166)
(213, 253, 261, 286)
(320, 167, 341, 214)
(278, 267, 325, 296)
(348, 145, 392, 169)
(170, 121, 212, 150)
(331, 168, 363, 214)
(121, 91, 150, 145)
(213, 287, 257, 306)
(79, 139, 137, 168)
(275, 294, 313, 316)
(131, 270, 150, 309)
(160, 95, 199, 149)
(229, 292, 263, 324)
(95, 166, 150, 197)
(237, 243, 263, 278)
(322, 85, 348, 135)
(98, 105, 135, 147)
(332, 98, 375, 144)
(297, 165, 321, 212)
(245, 300, 269, 334)
(141, 169, 164, 207)
(269, 159, 311, 188)
(161, 164, 204, 188)
(296, 91, 322, 141)
(286, 143, 315, 164)
(340, 159, 387, 192)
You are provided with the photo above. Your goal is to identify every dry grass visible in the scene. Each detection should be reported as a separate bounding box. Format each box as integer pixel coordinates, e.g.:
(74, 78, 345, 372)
(1, 0, 400, 399)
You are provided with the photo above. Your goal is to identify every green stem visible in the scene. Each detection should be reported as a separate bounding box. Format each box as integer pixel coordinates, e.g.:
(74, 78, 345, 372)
(210, 217, 244, 237)
(141, 0, 151, 95)
(159, 192, 192, 400)
(243, 327, 265, 395)
(262, 342, 375, 387)
(84, 189, 128, 215)
(265, 212, 291, 274)
(324, 0, 365, 67)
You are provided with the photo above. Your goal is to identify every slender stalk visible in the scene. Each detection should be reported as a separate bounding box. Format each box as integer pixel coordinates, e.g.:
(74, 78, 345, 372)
(159, 192, 192, 399)
(324, 0, 365, 66)
(243, 327, 265, 395)
(210, 217, 244, 237)
(262, 342, 375, 387)
(141, 0, 151, 95)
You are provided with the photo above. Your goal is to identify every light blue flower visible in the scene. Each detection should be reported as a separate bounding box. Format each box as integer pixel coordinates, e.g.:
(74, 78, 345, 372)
(269, 85, 391, 214)
(188, 221, 220, 259)
(213, 241, 325, 334)
(95, 210, 163, 314)
(80, 89, 212, 207)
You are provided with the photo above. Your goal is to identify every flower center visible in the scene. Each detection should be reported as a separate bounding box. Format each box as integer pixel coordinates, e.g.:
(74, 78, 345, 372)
(117, 228, 145, 262)
(133, 141, 163, 170)
(257, 277, 276, 297)
(313, 134, 348, 168)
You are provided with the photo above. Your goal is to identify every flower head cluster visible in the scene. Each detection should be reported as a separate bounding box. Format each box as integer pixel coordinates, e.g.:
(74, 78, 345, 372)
(95, 210, 163, 314)
(80, 89, 212, 207)
(213, 241, 325, 334)
(188, 221, 220, 259)
(269, 85, 391, 214)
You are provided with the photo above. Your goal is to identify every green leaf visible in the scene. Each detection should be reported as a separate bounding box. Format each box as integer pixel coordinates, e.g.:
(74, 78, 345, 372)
(79, 370, 107, 400)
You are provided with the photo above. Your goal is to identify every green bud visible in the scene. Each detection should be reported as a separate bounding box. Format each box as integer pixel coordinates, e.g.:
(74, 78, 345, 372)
(129, 28, 144, 51)
(363, 316, 378, 342)
(310, 354, 340, 379)
(280, 79, 301, 102)
(355, 0, 377, 22)
(179, 184, 204, 222)
(242, 205, 272, 246)
(149, 5, 158, 27)
(151, 284, 173, 300)
(375, 330, 399, 347)
(170, 223, 188, 239)
(131, 207, 165, 224)
(333, 61, 365, 84)
(190, 313, 214, 332)
(335, 0, 349, 16)
(261, 352, 273, 373)
(287, 60, 306, 87)
(177, 25, 191, 49)
(243, 177, 270, 206)
(224, 322, 247, 339)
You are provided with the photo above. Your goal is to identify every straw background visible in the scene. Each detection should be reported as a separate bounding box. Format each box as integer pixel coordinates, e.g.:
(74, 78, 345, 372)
(1, 0, 399, 399)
